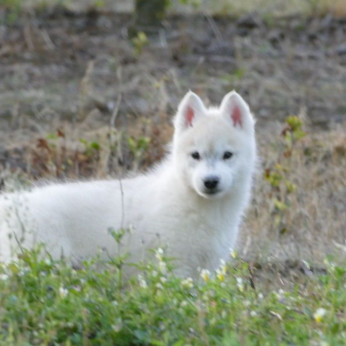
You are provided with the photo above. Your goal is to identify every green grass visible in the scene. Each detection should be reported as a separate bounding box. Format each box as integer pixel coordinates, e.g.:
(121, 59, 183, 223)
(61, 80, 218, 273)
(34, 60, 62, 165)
(0, 247, 345, 345)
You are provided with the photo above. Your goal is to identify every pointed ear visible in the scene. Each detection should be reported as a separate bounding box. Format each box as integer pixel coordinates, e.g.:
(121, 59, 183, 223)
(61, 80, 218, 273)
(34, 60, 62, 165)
(220, 91, 255, 132)
(174, 91, 206, 133)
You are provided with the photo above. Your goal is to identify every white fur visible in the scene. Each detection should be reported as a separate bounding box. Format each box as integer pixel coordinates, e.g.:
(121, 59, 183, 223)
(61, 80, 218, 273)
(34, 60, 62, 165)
(0, 91, 257, 277)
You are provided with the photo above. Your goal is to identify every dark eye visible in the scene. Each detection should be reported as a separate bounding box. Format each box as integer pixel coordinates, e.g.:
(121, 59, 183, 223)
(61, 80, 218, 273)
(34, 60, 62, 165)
(191, 151, 201, 160)
(223, 151, 233, 160)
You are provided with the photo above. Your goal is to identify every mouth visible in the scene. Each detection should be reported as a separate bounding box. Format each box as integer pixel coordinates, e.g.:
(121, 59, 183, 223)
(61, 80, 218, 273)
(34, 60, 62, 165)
(200, 189, 222, 198)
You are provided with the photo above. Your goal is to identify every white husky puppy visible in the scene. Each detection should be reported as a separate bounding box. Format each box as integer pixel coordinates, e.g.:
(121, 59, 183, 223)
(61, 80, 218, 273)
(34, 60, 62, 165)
(0, 91, 256, 277)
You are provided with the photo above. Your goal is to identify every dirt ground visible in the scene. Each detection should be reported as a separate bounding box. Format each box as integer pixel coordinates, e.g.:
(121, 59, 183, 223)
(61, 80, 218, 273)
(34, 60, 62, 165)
(0, 7, 345, 272)
(1, 9, 345, 132)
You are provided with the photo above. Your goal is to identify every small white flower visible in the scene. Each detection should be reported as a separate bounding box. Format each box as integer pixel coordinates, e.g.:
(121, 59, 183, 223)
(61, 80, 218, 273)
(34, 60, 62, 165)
(155, 248, 164, 261)
(59, 286, 68, 298)
(156, 283, 163, 290)
(320, 342, 329, 346)
(158, 261, 167, 274)
(138, 274, 147, 288)
(275, 289, 285, 300)
(323, 258, 335, 271)
(72, 285, 82, 292)
(216, 259, 227, 281)
(313, 308, 327, 323)
(236, 277, 244, 292)
(44, 258, 53, 265)
(250, 310, 257, 317)
(180, 300, 188, 307)
(112, 318, 123, 332)
(243, 300, 251, 307)
(200, 269, 210, 282)
(258, 293, 264, 300)
(230, 248, 237, 259)
(0, 274, 8, 281)
(181, 277, 194, 288)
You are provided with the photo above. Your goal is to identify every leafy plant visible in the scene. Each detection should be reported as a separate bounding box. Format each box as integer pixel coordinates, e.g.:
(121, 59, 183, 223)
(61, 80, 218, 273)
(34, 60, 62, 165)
(127, 135, 151, 169)
(0, 246, 344, 344)
(265, 115, 305, 235)
(221, 68, 246, 88)
(79, 138, 101, 157)
(131, 31, 149, 55)
(31, 130, 102, 178)
(0, 0, 22, 23)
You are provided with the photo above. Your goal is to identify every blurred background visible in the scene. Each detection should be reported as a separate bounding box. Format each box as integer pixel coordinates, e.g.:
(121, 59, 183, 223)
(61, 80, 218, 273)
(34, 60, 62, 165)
(0, 0, 345, 271)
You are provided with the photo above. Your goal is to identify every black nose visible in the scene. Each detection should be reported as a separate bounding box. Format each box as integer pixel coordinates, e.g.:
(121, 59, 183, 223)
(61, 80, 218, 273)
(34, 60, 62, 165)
(204, 177, 219, 190)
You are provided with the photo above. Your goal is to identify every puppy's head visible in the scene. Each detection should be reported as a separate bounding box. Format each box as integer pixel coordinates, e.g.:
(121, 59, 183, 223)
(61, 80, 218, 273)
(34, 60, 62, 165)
(173, 91, 256, 199)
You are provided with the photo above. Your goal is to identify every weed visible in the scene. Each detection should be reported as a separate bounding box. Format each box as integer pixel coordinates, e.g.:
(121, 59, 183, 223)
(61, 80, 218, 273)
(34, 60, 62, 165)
(244, 114, 345, 264)
(0, 0, 22, 24)
(220, 68, 246, 89)
(0, 246, 344, 344)
(131, 31, 149, 56)
(127, 135, 151, 170)
(264, 115, 305, 235)
(31, 130, 102, 178)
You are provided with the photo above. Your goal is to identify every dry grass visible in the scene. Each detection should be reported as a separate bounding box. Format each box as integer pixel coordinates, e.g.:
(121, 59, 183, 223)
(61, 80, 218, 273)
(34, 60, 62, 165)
(196, 0, 346, 17)
(17, 0, 346, 17)
(241, 122, 346, 264)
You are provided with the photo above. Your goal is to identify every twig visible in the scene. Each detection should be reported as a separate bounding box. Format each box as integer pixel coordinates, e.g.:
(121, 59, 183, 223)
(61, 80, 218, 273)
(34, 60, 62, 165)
(24, 25, 34, 51)
(119, 179, 125, 230)
(41, 29, 55, 50)
(110, 66, 123, 128)
(204, 14, 223, 43)
(110, 93, 122, 128)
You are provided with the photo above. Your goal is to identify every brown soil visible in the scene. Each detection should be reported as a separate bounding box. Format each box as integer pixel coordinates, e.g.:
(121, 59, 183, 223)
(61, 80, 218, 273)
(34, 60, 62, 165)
(1, 11, 345, 133)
